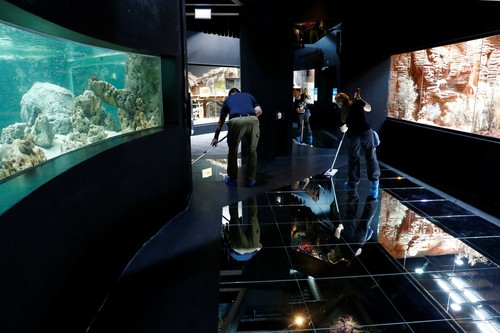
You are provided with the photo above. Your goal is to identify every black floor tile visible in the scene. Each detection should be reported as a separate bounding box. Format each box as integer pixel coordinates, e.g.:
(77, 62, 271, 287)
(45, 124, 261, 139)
(408, 199, 476, 218)
(380, 177, 423, 189)
(384, 187, 444, 201)
(376, 274, 453, 322)
(408, 320, 466, 333)
(432, 215, 500, 237)
(454, 319, 500, 333)
(356, 243, 406, 275)
(463, 236, 500, 265)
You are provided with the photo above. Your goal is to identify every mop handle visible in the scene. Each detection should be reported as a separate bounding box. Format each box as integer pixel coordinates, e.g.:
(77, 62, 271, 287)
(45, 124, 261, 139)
(301, 117, 304, 141)
(191, 135, 228, 165)
(215, 134, 228, 145)
(330, 132, 346, 169)
(330, 177, 340, 217)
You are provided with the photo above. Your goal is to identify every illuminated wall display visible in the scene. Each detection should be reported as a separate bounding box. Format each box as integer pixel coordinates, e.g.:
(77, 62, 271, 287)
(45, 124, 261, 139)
(188, 65, 240, 125)
(388, 34, 500, 139)
(293, 69, 315, 104)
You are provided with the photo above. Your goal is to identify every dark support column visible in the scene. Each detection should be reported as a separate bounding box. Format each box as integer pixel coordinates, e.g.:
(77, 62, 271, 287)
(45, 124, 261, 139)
(239, 2, 294, 159)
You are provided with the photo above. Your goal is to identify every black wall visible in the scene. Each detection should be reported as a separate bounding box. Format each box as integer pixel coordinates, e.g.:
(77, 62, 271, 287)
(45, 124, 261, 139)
(186, 30, 240, 67)
(0, 130, 190, 332)
(377, 119, 499, 217)
(0, 1, 191, 332)
(240, 1, 295, 158)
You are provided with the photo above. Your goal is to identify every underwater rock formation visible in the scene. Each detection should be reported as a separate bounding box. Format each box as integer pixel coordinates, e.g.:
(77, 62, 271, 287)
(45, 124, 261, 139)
(87, 54, 162, 133)
(0, 138, 46, 180)
(0, 123, 27, 144)
(74, 90, 103, 126)
(20, 82, 74, 136)
(125, 55, 163, 129)
(27, 114, 55, 148)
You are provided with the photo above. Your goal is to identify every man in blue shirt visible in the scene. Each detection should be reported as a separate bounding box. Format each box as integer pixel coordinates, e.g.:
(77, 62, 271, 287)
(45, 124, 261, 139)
(212, 88, 263, 187)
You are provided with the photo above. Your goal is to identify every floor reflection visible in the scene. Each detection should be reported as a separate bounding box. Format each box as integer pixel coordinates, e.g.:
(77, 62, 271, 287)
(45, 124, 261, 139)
(218, 169, 500, 333)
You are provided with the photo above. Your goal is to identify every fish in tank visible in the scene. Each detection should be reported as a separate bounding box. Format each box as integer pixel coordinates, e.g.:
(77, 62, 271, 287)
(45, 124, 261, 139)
(0, 20, 163, 181)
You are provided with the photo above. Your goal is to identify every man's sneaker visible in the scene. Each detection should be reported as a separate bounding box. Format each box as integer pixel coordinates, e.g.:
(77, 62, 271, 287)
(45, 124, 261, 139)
(225, 178, 237, 187)
(369, 180, 379, 198)
(247, 179, 257, 188)
(306, 135, 313, 145)
(366, 227, 374, 241)
(344, 181, 357, 191)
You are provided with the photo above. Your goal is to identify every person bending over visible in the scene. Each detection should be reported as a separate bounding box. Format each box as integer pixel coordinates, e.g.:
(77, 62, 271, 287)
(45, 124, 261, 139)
(212, 88, 263, 187)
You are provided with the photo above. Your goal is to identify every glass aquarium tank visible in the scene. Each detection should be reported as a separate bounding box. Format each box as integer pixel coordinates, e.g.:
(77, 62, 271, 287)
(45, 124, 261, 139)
(0, 20, 163, 182)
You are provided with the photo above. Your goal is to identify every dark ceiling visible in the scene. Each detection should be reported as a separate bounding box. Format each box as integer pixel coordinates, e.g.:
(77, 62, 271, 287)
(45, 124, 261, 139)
(184, 0, 344, 38)
(184, 0, 246, 37)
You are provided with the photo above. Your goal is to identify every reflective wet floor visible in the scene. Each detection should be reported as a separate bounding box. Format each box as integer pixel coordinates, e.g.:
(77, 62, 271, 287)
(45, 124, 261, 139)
(87, 133, 500, 333)
(218, 167, 500, 332)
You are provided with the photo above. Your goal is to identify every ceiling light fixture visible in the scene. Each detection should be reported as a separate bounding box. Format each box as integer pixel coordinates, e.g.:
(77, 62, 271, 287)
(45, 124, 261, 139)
(194, 8, 211, 19)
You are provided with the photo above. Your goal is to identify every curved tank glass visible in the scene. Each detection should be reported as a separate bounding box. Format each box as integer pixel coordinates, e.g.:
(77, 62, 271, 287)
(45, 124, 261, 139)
(0, 20, 163, 182)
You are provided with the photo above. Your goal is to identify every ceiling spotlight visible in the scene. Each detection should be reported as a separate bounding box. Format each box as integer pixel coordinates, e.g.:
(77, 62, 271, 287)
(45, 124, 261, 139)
(293, 314, 306, 326)
(275, 195, 282, 204)
(195, 8, 211, 19)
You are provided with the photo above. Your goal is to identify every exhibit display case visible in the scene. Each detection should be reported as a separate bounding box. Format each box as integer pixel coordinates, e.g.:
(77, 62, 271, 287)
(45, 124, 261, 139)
(188, 65, 240, 125)
(293, 69, 315, 103)
(0, 20, 163, 182)
(388, 33, 500, 140)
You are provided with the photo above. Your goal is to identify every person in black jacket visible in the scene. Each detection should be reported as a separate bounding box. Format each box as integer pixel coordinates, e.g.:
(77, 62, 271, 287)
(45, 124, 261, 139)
(293, 86, 313, 145)
(335, 89, 380, 197)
